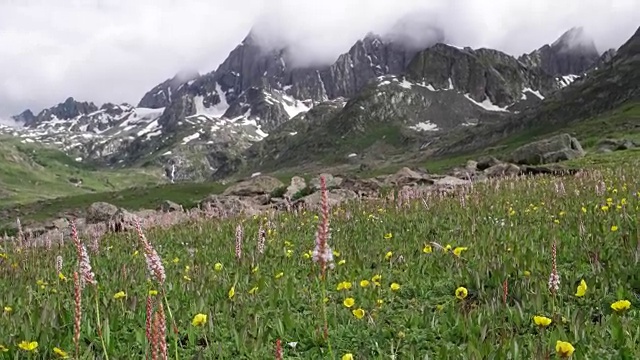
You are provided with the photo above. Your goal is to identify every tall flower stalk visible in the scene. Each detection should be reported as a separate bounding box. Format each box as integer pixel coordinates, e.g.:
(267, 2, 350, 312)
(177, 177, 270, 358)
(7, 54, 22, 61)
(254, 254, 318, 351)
(311, 176, 334, 357)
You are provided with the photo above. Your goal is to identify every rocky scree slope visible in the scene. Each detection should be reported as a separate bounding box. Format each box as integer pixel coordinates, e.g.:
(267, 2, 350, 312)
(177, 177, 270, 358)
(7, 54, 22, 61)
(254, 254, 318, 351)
(4, 26, 611, 181)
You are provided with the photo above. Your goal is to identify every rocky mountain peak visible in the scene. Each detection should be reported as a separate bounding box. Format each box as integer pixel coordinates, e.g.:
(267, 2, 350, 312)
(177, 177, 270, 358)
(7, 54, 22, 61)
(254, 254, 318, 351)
(41, 97, 99, 120)
(519, 26, 600, 76)
(137, 70, 200, 109)
(11, 109, 36, 126)
(551, 26, 597, 54)
(616, 25, 640, 58)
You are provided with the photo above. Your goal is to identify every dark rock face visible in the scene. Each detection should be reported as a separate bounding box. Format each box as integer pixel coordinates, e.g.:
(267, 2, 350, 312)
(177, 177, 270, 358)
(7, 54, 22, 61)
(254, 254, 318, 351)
(518, 27, 601, 76)
(11, 109, 36, 125)
(138, 70, 200, 108)
(406, 44, 558, 107)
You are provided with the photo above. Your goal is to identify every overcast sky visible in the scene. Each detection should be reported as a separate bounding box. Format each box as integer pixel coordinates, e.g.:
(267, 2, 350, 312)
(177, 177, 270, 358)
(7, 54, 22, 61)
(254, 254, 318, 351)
(0, 0, 638, 120)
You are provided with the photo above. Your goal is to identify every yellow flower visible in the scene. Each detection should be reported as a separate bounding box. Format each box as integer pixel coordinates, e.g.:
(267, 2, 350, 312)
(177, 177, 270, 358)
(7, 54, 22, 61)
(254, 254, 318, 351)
(58, 272, 67, 281)
(252, 266, 259, 273)
(611, 300, 631, 312)
(191, 313, 207, 327)
(385, 251, 393, 260)
(183, 275, 191, 281)
(248, 286, 259, 295)
(455, 287, 468, 300)
(286, 249, 293, 258)
(453, 247, 468, 257)
(601, 205, 609, 212)
(581, 206, 587, 213)
(533, 315, 552, 327)
(372, 274, 382, 284)
(523, 271, 531, 277)
(343, 298, 355, 308)
(0, 345, 8, 352)
(275, 272, 284, 279)
(376, 299, 384, 307)
(148, 290, 158, 296)
(284, 241, 292, 247)
(113, 291, 126, 300)
(214, 263, 223, 271)
(303, 251, 312, 259)
(610, 225, 618, 232)
(359, 280, 370, 288)
(333, 250, 341, 257)
(18, 341, 38, 352)
(444, 244, 452, 252)
(172, 257, 180, 264)
(390, 283, 401, 291)
(555, 340, 575, 358)
(341, 353, 354, 360)
(3, 306, 12, 313)
(435, 304, 444, 311)
(338, 259, 346, 265)
(36, 280, 48, 287)
(384, 232, 393, 239)
(228, 286, 235, 299)
(422, 245, 432, 254)
(575, 279, 587, 297)
(133, 250, 139, 257)
(337, 281, 352, 291)
(53, 347, 69, 358)
(352, 308, 365, 319)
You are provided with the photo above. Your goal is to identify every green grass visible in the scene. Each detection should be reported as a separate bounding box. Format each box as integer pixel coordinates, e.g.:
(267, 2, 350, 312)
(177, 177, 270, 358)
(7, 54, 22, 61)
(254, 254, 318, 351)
(0, 157, 638, 358)
(0, 136, 164, 206)
(0, 181, 227, 230)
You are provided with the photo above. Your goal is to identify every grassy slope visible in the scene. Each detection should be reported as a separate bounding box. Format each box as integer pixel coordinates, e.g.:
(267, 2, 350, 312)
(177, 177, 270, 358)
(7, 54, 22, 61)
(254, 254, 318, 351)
(0, 136, 164, 205)
(0, 156, 638, 358)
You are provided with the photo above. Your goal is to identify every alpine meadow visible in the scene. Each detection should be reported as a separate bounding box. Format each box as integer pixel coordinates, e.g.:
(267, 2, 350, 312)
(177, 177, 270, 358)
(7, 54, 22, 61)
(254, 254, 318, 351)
(1, 2, 640, 359)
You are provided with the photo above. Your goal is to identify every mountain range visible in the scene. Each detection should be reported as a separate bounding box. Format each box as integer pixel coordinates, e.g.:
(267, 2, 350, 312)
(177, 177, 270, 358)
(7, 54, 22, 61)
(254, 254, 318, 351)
(3, 25, 637, 183)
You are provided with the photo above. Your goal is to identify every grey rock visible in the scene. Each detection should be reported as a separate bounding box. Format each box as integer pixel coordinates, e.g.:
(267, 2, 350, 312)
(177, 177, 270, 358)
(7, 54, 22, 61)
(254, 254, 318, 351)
(285, 176, 307, 198)
(310, 173, 343, 190)
(384, 167, 432, 187)
(200, 194, 263, 217)
(510, 134, 585, 165)
(484, 163, 521, 178)
(296, 189, 358, 211)
(86, 202, 119, 224)
(596, 138, 637, 152)
(222, 175, 284, 197)
(158, 200, 183, 213)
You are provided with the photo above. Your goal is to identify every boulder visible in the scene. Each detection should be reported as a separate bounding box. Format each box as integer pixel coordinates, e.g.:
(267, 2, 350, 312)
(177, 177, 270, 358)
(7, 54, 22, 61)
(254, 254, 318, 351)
(476, 156, 501, 170)
(310, 173, 343, 190)
(86, 202, 119, 224)
(510, 134, 585, 165)
(596, 138, 638, 153)
(222, 176, 284, 197)
(295, 189, 358, 211)
(484, 163, 521, 178)
(384, 167, 432, 187)
(285, 176, 307, 198)
(200, 195, 263, 217)
(158, 200, 183, 213)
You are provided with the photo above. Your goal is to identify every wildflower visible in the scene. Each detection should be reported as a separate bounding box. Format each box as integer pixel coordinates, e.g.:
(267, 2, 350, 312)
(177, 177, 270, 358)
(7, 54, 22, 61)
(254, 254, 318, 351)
(113, 291, 126, 300)
(555, 340, 575, 358)
(18, 341, 38, 352)
(172, 257, 179, 264)
(342, 353, 354, 360)
(333, 250, 341, 257)
(610, 225, 618, 232)
(286, 249, 293, 258)
(3, 306, 11, 313)
(343, 298, 355, 308)
(214, 263, 223, 271)
(611, 300, 631, 313)
(455, 287, 468, 300)
(133, 250, 139, 257)
(192, 313, 207, 327)
(235, 224, 244, 260)
(575, 279, 587, 297)
(0, 345, 8, 352)
(312, 176, 335, 274)
(53, 347, 69, 358)
(183, 275, 191, 281)
(58, 272, 67, 281)
(384, 232, 393, 239)
(249, 286, 259, 294)
(228, 286, 236, 299)
(148, 290, 158, 296)
(435, 304, 444, 311)
(275, 272, 284, 279)
(581, 207, 587, 213)
(533, 315, 552, 327)
(385, 251, 393, 260)
(444, 244, 452, 252)
(359, 280, 370, 288)
(376, 299, 384, 307)
(337, 281, 352, 291)
(372, 274, 382, 286)
(423, 244, 432, 254)
(524, 271, 531, 277)
(390, 283, 401, 291)
(352, 308, 365, 319)
(453, 247, 468, 257)
(303, 251, 312, 259)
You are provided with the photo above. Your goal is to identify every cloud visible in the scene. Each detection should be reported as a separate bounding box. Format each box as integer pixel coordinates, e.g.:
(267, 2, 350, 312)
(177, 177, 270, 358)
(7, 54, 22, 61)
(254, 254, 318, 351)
(0, 0, 638, 117)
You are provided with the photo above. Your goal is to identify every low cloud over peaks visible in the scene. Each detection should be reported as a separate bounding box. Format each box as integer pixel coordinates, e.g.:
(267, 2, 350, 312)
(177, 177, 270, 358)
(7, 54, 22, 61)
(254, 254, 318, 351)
(0, 0, 638, 116)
